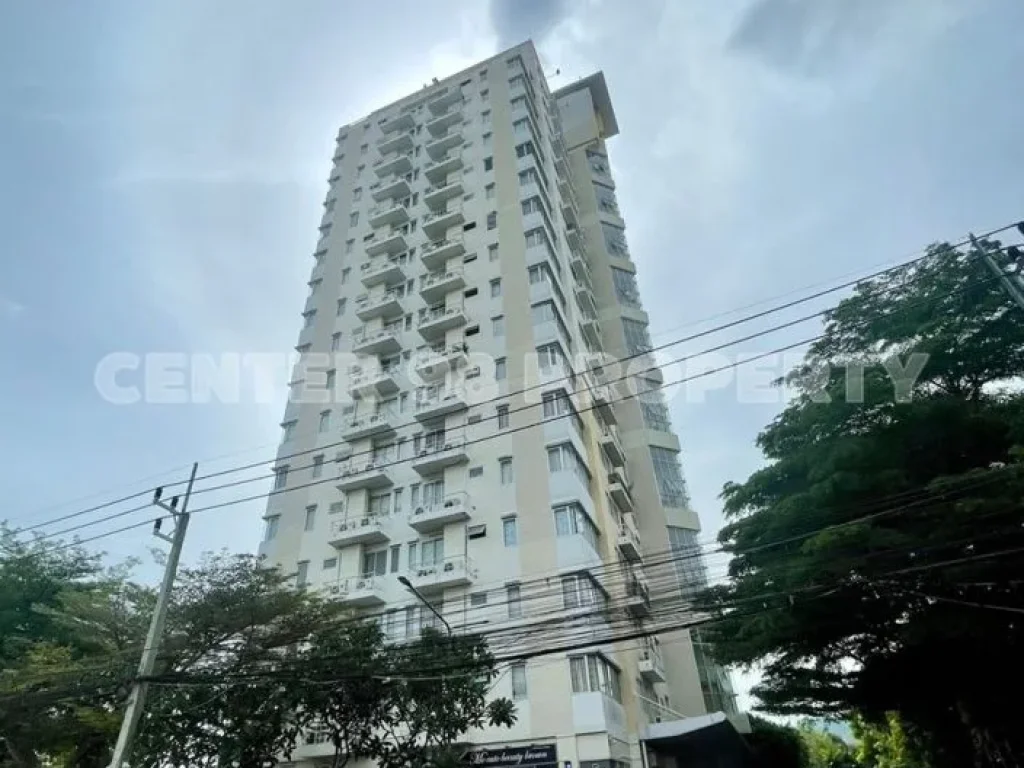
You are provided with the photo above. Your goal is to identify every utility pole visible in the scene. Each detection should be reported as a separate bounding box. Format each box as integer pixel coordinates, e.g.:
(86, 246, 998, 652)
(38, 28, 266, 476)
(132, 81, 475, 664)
(108, 462, 198, 768)
(973, 231, 1024, 311)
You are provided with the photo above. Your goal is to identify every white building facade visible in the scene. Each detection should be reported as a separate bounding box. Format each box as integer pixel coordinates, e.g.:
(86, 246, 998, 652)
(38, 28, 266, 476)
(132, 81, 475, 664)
(259, 41, 737, 768)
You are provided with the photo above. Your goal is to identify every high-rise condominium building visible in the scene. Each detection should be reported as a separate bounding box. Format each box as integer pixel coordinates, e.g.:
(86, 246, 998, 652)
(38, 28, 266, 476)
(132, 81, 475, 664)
(259, 41, 737, 768)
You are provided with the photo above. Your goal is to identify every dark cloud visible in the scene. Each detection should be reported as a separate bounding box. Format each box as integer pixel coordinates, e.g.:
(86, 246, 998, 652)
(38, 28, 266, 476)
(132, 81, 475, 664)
(727, 0, 895, 76)
(489, 0, 570, 50)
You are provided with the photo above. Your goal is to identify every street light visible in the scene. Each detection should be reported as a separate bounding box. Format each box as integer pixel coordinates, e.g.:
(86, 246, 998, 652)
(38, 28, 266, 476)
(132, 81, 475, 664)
(397, 575, 452, 636)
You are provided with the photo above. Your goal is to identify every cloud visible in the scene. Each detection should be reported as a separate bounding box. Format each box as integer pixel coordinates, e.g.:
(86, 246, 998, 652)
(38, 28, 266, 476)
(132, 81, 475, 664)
(0, 296, 25, 319)
(489, 0, 572, 50)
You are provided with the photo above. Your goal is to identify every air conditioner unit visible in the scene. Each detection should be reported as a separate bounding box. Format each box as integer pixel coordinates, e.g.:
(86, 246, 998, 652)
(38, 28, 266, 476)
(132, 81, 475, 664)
(414, 506, 426, 516)
(443, 499, 457, 508)
(418, 448, 429, 456)
(443, 562, 454, 572)
(329, 585, 341, 594)
(465, 366, 481, 378)
(360, 518, 370, 527)
(467, 524, 486, 539)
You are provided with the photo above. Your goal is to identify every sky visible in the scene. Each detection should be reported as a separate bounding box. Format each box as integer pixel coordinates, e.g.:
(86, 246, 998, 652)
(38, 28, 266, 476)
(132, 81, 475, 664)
(2, 0, 1023, 710)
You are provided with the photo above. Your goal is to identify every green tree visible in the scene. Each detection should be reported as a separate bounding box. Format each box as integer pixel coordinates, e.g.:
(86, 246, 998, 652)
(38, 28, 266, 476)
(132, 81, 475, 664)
(851, 713, 926, 768)
(698, 240, 1024, 767)
(746, 715, 808, 768)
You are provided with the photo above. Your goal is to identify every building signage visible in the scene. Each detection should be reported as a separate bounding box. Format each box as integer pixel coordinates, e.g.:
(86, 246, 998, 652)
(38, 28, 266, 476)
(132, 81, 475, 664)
(466, 744, 558, 767)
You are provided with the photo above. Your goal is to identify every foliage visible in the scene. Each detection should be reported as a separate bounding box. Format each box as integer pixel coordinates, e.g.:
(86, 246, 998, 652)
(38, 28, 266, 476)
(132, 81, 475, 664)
(697, 240, 1024, 767)
(746, 714, 808, 768)
(0, 545, 515, 768)
(850, 713, 927, 768)
(798, 722, 857, 768)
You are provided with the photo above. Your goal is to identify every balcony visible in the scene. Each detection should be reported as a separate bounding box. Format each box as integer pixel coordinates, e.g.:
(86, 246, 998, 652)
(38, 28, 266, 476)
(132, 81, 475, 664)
(351, 327, 402, 356)
(381, 112, 415, 134)
(590, 385, 617, 425)
(570, 248, 593, 289)
(370, 174, 410, 202)
(411, 435, 469, 475)
(323, 576, 386, 607)
(422, 205, 465, 240)
(414, 343, 468, 381)
(427, 87, 462, 115)
(425, 129, 463, 161)
(414, 388, 468, 421)
(360, 256, 407, 288)
(365, 230, 408, 257)
(599, 426, 626, 467)
(608, 471, 635, 515)
(616, 516, 642, 563)
(419, 268, 466, 304)
(336, 459, 393, 492)
(376, 129, 414, 155)
(409, 492, 471, 532)
(579, 308, 601, 350)
(373, 151, 413, 178)
(625, 577, 652, 619)
(575, 282, 598, 316)
(341, 410, 398, 442)
(406, 555, 476, 592)
(328, 514, 390, 548)
(423, 179, 464, 211)
(425, 109, 462, 137)
(638, 639, 666, 683)
(424, 152, 463, 185)
(420, 237, 465, 270)
(355, 290, 404, 322)
(418, 303, 467, 339)
(368, 200, 410, 229)
(348, 366, 400, 396)
(566, 224, 583, 252)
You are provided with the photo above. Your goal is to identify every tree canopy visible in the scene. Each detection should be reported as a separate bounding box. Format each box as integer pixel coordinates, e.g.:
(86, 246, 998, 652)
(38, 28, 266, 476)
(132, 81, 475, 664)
(699, 240, 1024, 767)
(0, 544, 515, 768)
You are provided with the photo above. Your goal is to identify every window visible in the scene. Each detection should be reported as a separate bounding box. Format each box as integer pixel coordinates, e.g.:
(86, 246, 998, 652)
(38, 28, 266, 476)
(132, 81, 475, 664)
(390, 544, 401, 573)
(312, 454, 325, 479)
(641, 400, 672, 432)
(650, 446, 690, 508)
(350, 211, 359, 227)
(511, 95, 526, 111)
(420, 536, 444, 567)
(360, 143, 368, 155)
(547, 443, 589, 485)
(368, 491, 392, 517)
(497, 405, 509, 429)
(521, 197, 543, 216)
(304, 505, 317, 531)
(356, 164, 364, 177)
(518, 168, 539, 187)
(483, 132, 492, 147)
(513, 117, 529, 135)
(669, 526, 709, 597)
(362, 549, 387, 577)
(490, 278, 502, 298)
(309, 278, 322, 296)
(314, 249, 326, 265)
(318, 410, 331, 433)
(503, 516, 518, 546)
(469, 466, 484, 478)
(507, 584, 522, 618)
(487, 211, 497, 230)
(569, 653, 622, 702)
(352, 187, 362, 201)
(295, 561, 309, 588)
(488, 243, 499, 261)
(325, 369, 336, 392)
(336, 298, 347, 316)
(331, 332, 342, 351)
(303, 310, 316, 329)
(470, 592, 488, 607)
(264, 515, 280, 541)
(273, 466, 289, 491)
(481, 89, 489, 101)
(495, 358, 507, 380)
(484, 156, 493, 172)
(323, 557, 338, 570)
(281, 421, 296, 441)
(329, 501, 344, 515)
(622, 318, 653, 355)
(345, 239, 354, 254)
(561, 573, 608, 611)
(480, 69, 488, 81)
(481, 109, 491, 125)
(485, 183, 496, 199)
(525, 227, 549, 249)
(612, 267, 641, 308)
(492, 315, 505, 337)
(515, 141, 535, 159)
(341, 267, 351, 284)
(499, 457, 514, 485)
(554, 504, 600, 550)
(511, 663, 528, 700)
